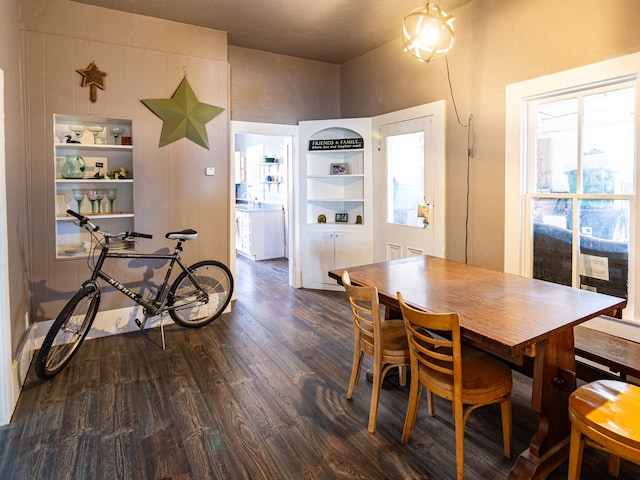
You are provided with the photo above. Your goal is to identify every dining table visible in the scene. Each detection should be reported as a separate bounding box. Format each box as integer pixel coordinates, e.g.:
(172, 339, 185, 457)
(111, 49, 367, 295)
(328, 255, 627, 479)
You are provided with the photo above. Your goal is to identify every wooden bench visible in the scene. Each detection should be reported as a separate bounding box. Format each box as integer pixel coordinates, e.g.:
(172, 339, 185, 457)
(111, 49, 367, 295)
(574, 325, 640, 384)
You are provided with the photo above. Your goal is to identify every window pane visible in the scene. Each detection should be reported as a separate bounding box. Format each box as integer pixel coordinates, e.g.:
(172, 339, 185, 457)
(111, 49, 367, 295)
(532, 197, 573, 286)
(579, 199, 629, 299)
(387, 131, 424, 227)
(581, 88, 635, 195)
(534, 99, 578, 193)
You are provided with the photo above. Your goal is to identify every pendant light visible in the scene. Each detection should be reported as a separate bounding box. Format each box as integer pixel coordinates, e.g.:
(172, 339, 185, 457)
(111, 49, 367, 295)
(402, 2, 455, 62)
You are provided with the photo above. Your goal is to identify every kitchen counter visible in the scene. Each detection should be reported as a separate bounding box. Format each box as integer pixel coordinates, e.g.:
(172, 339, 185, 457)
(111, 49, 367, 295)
(235, 199, 283, 211)
(235, 203, 285, 260)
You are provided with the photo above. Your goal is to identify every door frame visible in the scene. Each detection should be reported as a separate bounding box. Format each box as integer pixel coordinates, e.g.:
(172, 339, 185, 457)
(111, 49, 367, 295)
(230, 121, 298, 286)
(0, 69, 12, 425)
(372, 101, 446, 261)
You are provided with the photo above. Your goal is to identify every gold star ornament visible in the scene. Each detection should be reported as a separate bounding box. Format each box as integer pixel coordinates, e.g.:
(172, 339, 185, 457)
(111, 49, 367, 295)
(76, 62, 106, 103)
(141, 77, 225, 150)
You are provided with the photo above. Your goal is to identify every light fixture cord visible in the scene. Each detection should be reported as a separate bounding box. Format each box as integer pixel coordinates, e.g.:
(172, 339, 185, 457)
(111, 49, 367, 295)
(445, 56, 474, 263)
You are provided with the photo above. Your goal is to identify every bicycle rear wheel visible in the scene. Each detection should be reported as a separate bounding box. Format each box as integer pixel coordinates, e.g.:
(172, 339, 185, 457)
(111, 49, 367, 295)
(35, 285, 100, 380)
(168, 260, 234, 327)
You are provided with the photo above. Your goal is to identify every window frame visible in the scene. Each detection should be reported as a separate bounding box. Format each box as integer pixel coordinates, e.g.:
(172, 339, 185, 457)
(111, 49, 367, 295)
(505, 53, 640, 333)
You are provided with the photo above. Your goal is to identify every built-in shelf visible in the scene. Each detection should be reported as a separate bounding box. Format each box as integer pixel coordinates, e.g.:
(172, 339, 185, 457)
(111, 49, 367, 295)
(298, 119, 373, 290)
(54, 113, 135, 260)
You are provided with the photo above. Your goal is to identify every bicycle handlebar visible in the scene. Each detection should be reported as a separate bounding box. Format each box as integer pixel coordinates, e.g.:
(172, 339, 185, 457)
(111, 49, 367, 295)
(66, 209, 153, 239)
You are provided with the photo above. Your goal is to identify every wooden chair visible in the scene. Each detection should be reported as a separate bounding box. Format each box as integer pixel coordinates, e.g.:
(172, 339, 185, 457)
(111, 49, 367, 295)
(342, 271, 410, 433)
(397, 292, 512, 480)
(568, 380, 640, 479)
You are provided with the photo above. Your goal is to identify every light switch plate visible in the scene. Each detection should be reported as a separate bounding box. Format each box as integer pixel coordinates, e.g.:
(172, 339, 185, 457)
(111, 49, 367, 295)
(205, 167, 215, 176)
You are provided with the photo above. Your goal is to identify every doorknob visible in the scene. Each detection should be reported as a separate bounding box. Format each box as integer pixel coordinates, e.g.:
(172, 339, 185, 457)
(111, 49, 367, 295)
(417, 203, 430, 226)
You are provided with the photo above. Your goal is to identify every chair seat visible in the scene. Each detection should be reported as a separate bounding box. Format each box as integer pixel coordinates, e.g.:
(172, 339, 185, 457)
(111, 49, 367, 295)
(361, 320, 409, 359)
(418, 346, 512, 402)
(570, 380, 640, 450)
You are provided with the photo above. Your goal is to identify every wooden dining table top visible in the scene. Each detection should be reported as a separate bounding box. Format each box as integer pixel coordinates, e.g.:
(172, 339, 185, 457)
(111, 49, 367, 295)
(328, 255, 627, 361)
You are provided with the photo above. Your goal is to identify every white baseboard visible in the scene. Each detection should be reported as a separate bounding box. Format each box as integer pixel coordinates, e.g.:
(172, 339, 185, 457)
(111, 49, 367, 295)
(10, 324, 35, 419)
(33, 305, 173, 348)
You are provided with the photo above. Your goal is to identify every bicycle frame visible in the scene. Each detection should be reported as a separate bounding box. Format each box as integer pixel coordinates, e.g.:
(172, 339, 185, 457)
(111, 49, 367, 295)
(85, 237, 204, 318)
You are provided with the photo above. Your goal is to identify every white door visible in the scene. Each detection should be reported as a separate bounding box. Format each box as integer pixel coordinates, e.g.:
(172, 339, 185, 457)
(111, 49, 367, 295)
(372, 102, 446, 261)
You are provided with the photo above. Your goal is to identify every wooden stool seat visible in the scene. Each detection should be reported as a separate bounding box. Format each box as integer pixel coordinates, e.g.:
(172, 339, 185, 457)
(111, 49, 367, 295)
(568, 380, 640, 478)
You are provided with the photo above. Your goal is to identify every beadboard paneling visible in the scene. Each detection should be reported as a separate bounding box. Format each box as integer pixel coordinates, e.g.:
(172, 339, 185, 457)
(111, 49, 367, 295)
(22, 3, 229, 322)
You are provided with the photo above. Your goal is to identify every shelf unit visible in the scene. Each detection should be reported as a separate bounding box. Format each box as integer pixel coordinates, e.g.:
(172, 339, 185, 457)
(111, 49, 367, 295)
(297, 118, 373, 290)
(305, 136, 365, 225)
(54, 114, 134, 259)
(254, 160, 284, 192)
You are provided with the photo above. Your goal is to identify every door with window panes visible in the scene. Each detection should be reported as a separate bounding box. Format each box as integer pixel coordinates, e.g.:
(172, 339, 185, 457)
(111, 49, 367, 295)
(527, 83, 634, 305)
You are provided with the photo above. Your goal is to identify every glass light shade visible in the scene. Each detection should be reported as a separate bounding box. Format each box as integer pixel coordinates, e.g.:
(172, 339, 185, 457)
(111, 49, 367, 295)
(402, 3, 455, 63)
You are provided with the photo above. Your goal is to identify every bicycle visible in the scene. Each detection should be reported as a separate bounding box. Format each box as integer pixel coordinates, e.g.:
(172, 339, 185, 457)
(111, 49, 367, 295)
(36, 209, 234, 380)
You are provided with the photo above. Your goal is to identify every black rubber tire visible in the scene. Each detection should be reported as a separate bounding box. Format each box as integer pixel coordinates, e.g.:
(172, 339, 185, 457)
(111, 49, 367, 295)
(35, 285, 100, 380)
(168, 260, 234, 328)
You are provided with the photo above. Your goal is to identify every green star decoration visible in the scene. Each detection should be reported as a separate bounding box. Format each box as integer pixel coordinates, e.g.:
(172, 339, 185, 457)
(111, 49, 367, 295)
(141, 76, 224, 149)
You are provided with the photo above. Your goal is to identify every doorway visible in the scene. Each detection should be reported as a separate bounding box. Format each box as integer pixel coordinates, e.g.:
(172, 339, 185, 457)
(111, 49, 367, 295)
(230, 121, 297, 287)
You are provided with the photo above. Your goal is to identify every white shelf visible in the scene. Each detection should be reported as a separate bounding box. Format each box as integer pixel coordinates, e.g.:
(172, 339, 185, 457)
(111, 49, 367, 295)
(308, 198, 365, 202)
(55, 143, 132, 151)
(57, 213, 134, 221)
(307, 174, 364, 179)
(55, 178, 133, 183)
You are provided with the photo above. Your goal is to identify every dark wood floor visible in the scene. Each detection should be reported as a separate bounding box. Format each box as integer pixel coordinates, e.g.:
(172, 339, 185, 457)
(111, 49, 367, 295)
(1, 256, 638, 479)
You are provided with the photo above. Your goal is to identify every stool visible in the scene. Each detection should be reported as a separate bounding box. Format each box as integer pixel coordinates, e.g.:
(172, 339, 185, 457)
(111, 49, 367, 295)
(568, 380, 640, 478)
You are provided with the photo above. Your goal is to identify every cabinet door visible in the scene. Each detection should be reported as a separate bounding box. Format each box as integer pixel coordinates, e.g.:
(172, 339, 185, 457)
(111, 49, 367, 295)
(334, 231, 369, 271)
(303, 231, 336, 288)
(236, 212, 251, 255)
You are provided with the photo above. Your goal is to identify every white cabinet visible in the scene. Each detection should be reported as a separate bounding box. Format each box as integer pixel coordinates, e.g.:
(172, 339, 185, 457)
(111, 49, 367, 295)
(302, 230, 370, 289)
(54, 114, 134, 259)
(235, 208, 285, 261)
(297, 118, 373, 290)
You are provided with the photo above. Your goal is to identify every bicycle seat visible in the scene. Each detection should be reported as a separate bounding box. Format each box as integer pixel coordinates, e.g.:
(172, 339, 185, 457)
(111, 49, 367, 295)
(166, 229, 198, 241)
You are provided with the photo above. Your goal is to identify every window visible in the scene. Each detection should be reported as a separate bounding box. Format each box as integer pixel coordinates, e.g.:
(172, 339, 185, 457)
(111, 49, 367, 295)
(386, 131, 424, 227)
(505, 53, 640, 330)
(529, 85, 634, 301)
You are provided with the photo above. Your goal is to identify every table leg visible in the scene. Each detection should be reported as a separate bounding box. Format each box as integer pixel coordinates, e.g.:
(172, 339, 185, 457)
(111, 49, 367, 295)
(509, 329, 577, 479)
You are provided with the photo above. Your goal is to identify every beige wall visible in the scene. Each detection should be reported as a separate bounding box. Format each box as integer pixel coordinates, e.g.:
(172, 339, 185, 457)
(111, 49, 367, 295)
(340, 0, 640, 270)
(229, 46, 340, 124)
(20, 0, 230, 325)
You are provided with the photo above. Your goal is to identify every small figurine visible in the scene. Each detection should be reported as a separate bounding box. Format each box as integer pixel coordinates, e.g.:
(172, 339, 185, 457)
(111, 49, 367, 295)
(65, 135, 80, 144)
(317, 214, 326, 224)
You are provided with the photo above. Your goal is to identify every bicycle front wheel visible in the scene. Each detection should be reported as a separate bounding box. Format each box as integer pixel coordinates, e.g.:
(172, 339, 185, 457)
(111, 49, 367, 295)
(35, 285, 100, 380)
(168, 260, 234, 328)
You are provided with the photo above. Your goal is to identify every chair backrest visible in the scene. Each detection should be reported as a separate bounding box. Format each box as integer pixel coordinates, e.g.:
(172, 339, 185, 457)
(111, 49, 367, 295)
(398, 292, 463, 397)
(342, 271, 381, 356)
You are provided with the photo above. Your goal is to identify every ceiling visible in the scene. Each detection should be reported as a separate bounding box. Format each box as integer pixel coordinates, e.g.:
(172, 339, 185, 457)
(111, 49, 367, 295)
(70, 0, 472, 64)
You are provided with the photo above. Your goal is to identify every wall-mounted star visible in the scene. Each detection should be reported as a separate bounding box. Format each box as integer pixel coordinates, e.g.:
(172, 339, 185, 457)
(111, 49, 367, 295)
(140, 76, 224, 150)
(76, 62, 106, 103)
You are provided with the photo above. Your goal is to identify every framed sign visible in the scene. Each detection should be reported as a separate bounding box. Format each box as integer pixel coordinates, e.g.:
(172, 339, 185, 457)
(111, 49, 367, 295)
(335, 213, 348, 223)
(309, 138, 364, 150)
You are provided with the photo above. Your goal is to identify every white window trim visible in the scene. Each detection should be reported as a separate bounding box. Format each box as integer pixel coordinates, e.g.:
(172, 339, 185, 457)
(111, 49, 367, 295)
(505, 52, 640, 336)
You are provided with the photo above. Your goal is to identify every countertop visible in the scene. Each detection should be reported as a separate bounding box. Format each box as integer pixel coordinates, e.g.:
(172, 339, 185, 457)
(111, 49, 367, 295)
(235, 201, 283, 212)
